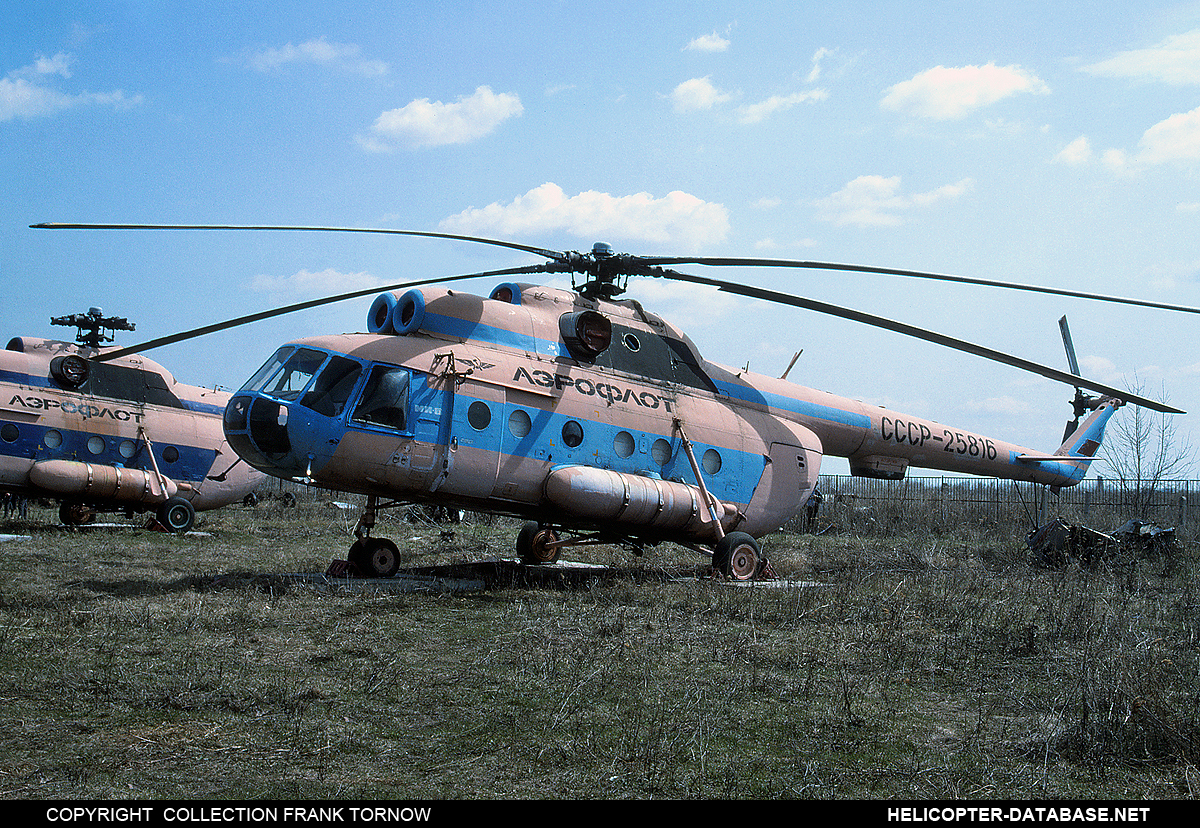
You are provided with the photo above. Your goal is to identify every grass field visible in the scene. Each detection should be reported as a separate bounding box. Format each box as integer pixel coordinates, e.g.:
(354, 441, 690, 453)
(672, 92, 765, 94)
(0, 493, 1197, 800)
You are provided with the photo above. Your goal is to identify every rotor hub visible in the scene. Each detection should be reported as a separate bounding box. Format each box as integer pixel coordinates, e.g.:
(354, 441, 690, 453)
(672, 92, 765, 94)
(544, 241, 667, 299)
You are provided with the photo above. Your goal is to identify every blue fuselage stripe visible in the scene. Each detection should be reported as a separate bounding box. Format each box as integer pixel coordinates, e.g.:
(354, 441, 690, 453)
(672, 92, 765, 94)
(713, 379, 872, 429)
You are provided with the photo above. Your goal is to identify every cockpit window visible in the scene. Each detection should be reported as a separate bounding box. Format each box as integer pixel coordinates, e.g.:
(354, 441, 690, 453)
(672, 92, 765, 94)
(242, 347, 292, 393)
(301, 356, 362, 417)
(351, 364, 411, 432)
(256, 348, 327, 402)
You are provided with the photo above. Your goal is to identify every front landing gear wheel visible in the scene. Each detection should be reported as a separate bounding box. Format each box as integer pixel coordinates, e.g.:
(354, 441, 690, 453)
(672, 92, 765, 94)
(348, 537, 401, 578)
(157, 497, 196, 533)
(712, 532, 763, 581)
(516, 521, 561, 565)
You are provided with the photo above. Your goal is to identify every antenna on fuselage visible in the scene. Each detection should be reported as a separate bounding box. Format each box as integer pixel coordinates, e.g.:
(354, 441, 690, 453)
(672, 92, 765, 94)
(780, 350, 803, 380)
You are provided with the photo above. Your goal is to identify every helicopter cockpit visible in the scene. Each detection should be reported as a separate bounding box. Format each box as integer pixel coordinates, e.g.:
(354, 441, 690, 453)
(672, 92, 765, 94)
(223, 344, 427, 481)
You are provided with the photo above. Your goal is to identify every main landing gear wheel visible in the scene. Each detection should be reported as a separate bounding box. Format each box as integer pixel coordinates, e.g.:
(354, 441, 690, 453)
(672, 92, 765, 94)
(348, 537, 401, 578)
(59, 501, 96, 527)
(516, 521, 561, 565)
(712, 532, 763, 581)
(157, 497, 196, 533)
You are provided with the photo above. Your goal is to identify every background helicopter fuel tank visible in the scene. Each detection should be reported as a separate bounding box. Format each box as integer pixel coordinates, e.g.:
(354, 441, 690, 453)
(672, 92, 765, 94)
(0, 311, 264, 531)
(31, 225, 1192, 577)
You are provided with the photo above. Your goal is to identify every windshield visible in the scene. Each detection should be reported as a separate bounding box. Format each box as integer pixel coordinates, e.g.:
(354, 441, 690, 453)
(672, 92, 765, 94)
(247, 347, 328, 402)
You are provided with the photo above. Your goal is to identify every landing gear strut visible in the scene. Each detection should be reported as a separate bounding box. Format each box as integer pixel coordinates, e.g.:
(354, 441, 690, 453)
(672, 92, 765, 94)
(346, 494, 402, 577)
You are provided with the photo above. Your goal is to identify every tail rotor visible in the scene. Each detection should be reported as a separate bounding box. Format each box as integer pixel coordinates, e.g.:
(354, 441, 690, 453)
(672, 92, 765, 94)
(1059, 315, 1103, 442)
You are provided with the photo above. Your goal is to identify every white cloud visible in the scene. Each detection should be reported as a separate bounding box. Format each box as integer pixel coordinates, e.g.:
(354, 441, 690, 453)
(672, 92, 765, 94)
(1079, 355, 1119, 383)
(438, 182, 730, 250)
(1054, 135, 1093, 165)
(881, 63, 1049, 120)
(670, 76, 732, 113)
(807, 47, 832, 84)
(250, 268, 380, 297)
(1082, 30, 1200, 85)
(754, 236, 817, 251)
(360, 86, 523, 150)
(962, 396, 1036, 415)
(737, 89, 828, 124)
(245, 37, 388, 76)
(0, 76, 76, 121)
(1062, 106, 1200, 172)
(815, 175, 973, 227)
(0, 54, 141, 122)
(671, 76, 828, 122)
(32, 52, 73, 78)
(1136, 105, 1200, 164)
(1102, 147, 1132, 174)
(684, 32, 730, 53)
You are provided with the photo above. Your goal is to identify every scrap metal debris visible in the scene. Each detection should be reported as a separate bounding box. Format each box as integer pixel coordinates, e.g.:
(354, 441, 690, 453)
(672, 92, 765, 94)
(1026, 518, 1115, 567)
(1109, 519, 1178, 556)
(1026, 517, 1178, 568)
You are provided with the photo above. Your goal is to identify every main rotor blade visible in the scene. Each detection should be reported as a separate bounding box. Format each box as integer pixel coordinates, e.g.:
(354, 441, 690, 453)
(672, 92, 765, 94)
(92, 265, 547, 362)
(642, 255, 1200, 317)
(31, 222, 564, 261)
(659, 269, 1185, 414)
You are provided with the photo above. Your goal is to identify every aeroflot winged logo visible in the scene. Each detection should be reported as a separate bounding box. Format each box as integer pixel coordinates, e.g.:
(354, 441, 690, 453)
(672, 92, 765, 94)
(512, 366, 676, 412)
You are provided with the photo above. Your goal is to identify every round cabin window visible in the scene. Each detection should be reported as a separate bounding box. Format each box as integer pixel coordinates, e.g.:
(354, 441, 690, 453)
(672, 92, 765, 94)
(613, 431, 635, 458)
(468, 400, 492, 430)
(562, 420, 584, 448)
(508, 409, 532, 438)
(651, 439, 672, 465)
(702, 448, 723, 475)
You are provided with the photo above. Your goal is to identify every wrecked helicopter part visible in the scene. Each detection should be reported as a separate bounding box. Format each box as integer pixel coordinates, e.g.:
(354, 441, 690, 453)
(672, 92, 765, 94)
(1027, 517, 1179, 568)
(1026, 518, 1116, 567)
(1110, 519, 1178, 557)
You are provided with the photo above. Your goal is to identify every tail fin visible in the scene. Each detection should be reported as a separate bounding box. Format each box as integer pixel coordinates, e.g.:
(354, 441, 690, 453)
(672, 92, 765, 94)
(1015, 397, 1121, 487)
(1055, 397, 1122, 459)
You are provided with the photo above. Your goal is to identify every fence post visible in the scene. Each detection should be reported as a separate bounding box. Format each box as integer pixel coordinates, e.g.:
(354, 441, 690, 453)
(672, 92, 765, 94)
(1179, 494, 1187, 531)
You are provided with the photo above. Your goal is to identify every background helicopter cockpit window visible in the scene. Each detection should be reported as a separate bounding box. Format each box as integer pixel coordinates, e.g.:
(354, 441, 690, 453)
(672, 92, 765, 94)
(351, 364, 411, 432)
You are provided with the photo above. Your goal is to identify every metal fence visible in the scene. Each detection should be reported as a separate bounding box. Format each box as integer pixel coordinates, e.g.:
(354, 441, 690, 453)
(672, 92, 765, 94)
(810, 474, 1196, 539)
(260, 472, 1197, 541)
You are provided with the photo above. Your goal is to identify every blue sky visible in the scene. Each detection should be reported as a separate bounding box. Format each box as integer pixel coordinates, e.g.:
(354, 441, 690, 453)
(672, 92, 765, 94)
(5, 1, 1200, 477)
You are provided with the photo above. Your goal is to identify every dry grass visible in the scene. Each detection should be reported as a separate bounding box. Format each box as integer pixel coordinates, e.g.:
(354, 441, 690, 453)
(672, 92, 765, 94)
(0, 493, 1197, 799)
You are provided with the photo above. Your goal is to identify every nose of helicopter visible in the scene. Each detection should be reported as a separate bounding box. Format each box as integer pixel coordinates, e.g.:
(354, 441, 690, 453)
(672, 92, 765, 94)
(223, 393, 323, 478)
(222, 345, 368, 479)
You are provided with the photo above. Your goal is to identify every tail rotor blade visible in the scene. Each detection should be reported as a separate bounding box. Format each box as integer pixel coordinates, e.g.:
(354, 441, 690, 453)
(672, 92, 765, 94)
(1058, 315, 1082, 377)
